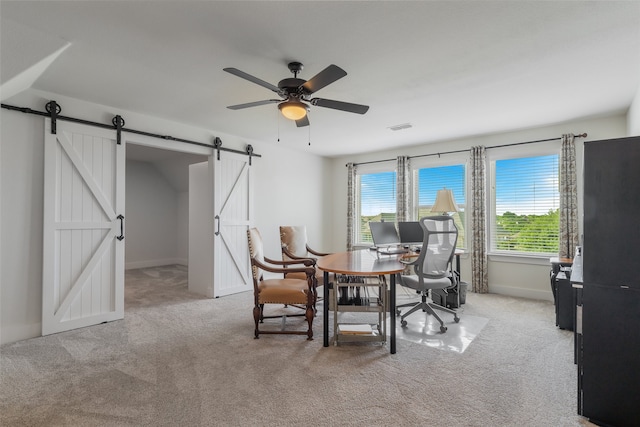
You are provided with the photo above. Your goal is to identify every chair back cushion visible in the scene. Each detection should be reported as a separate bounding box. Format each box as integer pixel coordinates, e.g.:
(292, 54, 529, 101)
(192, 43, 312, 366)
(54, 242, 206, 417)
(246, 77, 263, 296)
(247, 227, 265, 281)
(416, 216, 458, 279)
(280, 225, 309, 260)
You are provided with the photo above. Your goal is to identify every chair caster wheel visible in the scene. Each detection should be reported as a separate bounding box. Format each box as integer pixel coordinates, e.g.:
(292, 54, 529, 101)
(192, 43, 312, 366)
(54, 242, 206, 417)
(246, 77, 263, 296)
(454, 316, 460, 323)
(401, 320, 407, 327)
(440, 326, 447, 333)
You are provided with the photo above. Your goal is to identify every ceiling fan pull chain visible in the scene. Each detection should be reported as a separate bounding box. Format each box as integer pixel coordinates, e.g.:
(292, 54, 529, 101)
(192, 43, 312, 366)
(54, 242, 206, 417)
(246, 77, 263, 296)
(308, 117, 311, 146)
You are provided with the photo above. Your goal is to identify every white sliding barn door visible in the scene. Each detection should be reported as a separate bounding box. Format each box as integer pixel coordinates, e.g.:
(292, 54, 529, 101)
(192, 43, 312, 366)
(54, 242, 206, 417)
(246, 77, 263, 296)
(212, 151, 253, 296)
(42, 120, 125, 336)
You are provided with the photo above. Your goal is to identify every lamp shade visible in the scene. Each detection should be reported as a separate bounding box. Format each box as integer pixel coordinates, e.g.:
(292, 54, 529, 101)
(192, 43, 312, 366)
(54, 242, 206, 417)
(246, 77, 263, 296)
(431, 188, 459, 214)
(278, 100, 307, 121)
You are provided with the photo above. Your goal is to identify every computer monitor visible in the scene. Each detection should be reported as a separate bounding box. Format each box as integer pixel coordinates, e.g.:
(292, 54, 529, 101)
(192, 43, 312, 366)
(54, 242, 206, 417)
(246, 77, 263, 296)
(369, 221, 400, 247)
(398, 221, 424, 245)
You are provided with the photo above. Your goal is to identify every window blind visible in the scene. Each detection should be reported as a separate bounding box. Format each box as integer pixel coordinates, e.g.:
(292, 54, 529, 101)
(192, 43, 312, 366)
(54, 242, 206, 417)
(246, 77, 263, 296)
(415, 164, 466, 248)
(492, 154, 559, 254)
(358, 171, 396, 243)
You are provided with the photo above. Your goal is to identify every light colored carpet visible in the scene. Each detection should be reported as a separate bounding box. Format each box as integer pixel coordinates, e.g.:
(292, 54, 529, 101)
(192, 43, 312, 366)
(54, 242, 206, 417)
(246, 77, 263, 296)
(1, 265, 594, 426)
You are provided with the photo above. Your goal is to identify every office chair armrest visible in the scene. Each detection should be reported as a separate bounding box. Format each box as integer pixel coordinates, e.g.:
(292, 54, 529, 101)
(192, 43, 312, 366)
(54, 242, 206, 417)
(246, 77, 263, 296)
(306, 245, 331, 257)
(281, 246, 317, 266)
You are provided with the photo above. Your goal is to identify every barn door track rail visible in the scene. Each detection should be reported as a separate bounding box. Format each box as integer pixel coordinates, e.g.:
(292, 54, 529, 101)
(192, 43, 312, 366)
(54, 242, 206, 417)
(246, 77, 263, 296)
(2, 100, 261, 160)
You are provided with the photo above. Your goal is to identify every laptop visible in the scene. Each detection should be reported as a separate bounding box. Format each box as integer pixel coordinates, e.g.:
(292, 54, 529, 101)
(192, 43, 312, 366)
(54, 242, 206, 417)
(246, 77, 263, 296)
(369, 222, 406, 254)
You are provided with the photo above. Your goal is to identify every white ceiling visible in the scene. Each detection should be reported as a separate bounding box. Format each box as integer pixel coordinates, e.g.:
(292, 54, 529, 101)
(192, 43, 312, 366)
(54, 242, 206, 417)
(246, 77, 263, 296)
(2, 1, 640, 158)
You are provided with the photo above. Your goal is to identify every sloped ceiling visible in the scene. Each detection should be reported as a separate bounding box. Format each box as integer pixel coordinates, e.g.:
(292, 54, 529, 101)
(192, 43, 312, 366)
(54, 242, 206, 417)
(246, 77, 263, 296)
(1, 1, 639, 157)
(126, 144, 207, 192)
(0, 20, 70, 101)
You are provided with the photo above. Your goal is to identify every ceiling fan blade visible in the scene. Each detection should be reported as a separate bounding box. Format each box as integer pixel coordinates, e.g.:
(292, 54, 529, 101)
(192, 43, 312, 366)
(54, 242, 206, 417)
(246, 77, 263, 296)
(301, 64, 347, 94)
(223, 68, 280, 92)
(295, 115, 310, 127)
(227, 99, 280, 110)
(311, 98, 369, 114)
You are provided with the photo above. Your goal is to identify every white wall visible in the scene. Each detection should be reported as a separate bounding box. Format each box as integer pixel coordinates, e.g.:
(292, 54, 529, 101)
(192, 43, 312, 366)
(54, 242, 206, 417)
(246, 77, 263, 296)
(251, 143, 333, 257)
(188, 162, 213, 296)
(628, 85, 640, 136)
(125, 160, 180, 269)
(131, 154, 203, 268)
(329, 114, 629, 301)
(177, 191, 189, 264)
(0, 89, 330, 345)
(0, 109, 44, 343)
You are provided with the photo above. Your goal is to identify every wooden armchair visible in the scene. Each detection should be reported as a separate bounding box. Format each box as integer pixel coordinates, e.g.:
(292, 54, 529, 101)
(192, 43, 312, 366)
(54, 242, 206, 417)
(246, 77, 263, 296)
(247, 228, 315, 340)
(280, 225, 331, 307)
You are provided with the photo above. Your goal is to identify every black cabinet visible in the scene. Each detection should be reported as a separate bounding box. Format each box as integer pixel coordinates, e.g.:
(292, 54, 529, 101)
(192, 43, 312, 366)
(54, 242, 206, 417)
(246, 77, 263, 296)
(579, 136, 640, 426)
(583, 137, 640, 289)
(580, 284, 640, 426)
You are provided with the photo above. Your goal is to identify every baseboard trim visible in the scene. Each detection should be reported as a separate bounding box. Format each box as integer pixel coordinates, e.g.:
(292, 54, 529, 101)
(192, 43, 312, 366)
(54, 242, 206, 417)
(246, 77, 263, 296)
(125, 258, 187, 270)
(0, 322, 42, 346)
(489, 284, 554, 302)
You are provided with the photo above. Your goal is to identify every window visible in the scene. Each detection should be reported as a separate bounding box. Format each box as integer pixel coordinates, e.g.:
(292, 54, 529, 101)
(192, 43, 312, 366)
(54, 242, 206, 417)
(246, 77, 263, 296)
(357, 167, 396, 244)
(413, 163, 466, 248)
(490, 153, 559, 255)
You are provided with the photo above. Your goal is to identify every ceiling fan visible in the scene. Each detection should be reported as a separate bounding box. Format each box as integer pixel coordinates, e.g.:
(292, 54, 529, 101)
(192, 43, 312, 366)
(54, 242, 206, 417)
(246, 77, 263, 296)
(223, 61, 369, 127)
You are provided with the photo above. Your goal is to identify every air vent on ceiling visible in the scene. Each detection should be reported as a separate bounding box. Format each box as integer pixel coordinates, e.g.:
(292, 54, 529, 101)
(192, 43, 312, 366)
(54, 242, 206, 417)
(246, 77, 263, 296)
(388, 123, 412, 131)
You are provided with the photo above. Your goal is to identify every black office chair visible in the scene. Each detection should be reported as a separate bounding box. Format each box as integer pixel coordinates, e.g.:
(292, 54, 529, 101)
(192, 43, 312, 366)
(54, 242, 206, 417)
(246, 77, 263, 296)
(396, 216, 460, 333)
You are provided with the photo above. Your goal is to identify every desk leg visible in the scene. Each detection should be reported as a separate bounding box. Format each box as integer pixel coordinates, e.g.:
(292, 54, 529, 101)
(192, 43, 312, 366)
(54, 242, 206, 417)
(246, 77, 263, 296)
(390, 273, 396, 354)
(323, 271, 329, 347)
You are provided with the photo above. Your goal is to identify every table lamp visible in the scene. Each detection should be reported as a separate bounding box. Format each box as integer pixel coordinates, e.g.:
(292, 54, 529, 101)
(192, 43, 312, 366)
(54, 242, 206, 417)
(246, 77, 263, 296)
(431, 188, 459, 216)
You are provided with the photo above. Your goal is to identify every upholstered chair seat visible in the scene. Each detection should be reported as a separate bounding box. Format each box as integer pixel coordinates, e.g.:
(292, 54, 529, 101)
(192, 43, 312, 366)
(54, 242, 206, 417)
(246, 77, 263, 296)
(257, 278, 310, 305)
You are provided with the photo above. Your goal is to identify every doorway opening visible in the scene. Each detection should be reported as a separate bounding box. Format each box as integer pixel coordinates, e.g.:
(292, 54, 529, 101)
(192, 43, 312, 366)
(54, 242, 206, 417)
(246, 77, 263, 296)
(124, 143, 208, 308)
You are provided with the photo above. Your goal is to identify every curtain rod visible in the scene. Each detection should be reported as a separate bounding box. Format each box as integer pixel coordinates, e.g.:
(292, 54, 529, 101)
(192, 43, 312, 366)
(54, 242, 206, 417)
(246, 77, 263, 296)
(1, 102, 262, 158)
(346, 133, 587, 167)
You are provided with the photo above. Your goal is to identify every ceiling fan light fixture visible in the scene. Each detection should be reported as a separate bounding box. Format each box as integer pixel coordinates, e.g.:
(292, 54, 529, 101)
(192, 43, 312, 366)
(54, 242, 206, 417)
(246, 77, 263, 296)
(278, 100, 307, 121)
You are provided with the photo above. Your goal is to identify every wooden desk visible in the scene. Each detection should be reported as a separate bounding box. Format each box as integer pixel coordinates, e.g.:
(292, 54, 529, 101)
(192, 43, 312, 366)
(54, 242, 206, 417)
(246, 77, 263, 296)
(550, 257, 573, 271)
(317, 250, 406, 354)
